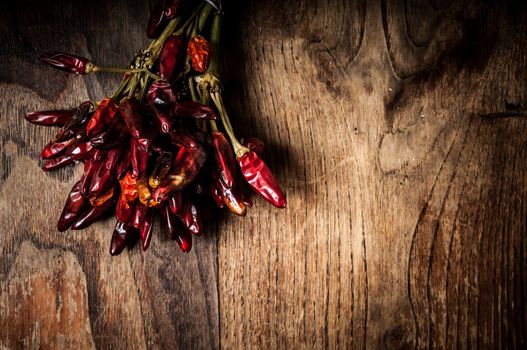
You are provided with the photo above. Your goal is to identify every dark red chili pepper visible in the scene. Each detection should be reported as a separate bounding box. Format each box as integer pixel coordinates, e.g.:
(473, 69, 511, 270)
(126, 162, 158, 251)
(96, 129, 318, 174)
(161, 203, 191, 252)
(147, 80, 177, 133)
(211, 171, 246, 216)
(174, 101, 217, 120)
(137, 175, 160, 208)
(147, 0, 168, 39)
(116, 152, 132, 180)
(25, 110, 72, 127)
(212, 131, 236, 187)
(110, 221, 135, 256)
(116, 198, 136, 223)
(86, 98, 118, 138)
(139, 208, 154, 251)
(39, 52, 92, 75)
(79, 149, 105, 196)
(57, 181, 87, 232)
(152, 144, 206, 202)
(89, 113, 129, 150)
(119, 96, 144, 138)
(210, 182, 225, 208)
(89, 147, 122, 198)
(187, 35, 212, 73)
(40, 138, 76, 159)
(177, 199, 202, 235)
(71, 190, 117, 230)
(130, 136, 150, 179)
(149, 151, 173, 189)
(41, 141, 94, 171)
(159, 35, 184, 82)
(167, 191, 183, 215)
(238, 150, 286, 208)
(54, 101, 93, 142)
(163, 0, 184, 19)
(132, 203, 149, 229)
(42, 155, 75, 171)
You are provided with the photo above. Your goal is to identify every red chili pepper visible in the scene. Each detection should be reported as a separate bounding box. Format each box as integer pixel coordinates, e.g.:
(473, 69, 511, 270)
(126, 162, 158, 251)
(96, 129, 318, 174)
(90, 113, 129, 150)
(210, 182, 225, 209)
(161, 203, 191, 252)
(131, 203, 149, 229)
(146, 0, 168, 39)
(39, 52, 92, 75)
(42, 155, 75, 171)
(163, 0, 184, 19)
(244, 137, 265, 156)
(109, 221, 135, 256)
(139, 208, 154, 251)
(25, 110, 72, 127)
(187, 35, 212, 73)
(89, 186, 116, 207)
(116, 152, 132, 180)
(159, 35, 184, 82)
(79, 149, 105, 196)
(71, 189, 117, 230)
(212, 131, 236, 188)
(177, 199, 202, 235)
(54, 101, 93, 142)
(130, 136, 151, 179)
(147, 80, 177, 133)
(89, 147, 122, 198)
(41, 141, 94, 171)
(40, 138, 76, 159)
(57, 181, 87, 232)
(238, 151, 286, 208)
(149, 151, 173, 189)
(167, 191, 183, 215)
(174, 101, 217, 120)
(119, 96, 144, 138)
(211, 171, 246, 216)
(86, 98, 118, 138)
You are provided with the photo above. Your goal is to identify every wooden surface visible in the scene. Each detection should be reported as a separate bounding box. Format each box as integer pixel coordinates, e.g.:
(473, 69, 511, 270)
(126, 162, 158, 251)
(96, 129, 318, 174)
(1, 0, 526, 349)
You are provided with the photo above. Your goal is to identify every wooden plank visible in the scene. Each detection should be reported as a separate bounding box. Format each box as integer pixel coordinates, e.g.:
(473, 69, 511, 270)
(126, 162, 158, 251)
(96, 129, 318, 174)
(218, 0, 527, 348)
(0, 1, 218, 349)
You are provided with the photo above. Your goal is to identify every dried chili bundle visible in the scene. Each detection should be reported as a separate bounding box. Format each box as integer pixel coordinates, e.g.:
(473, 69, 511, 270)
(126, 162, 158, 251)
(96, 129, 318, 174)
(25, 0, 286, 255)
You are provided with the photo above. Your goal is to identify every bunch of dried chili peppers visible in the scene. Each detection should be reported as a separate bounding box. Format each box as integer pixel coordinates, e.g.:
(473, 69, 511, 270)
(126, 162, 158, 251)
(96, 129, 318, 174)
(25, 0, 286, 255)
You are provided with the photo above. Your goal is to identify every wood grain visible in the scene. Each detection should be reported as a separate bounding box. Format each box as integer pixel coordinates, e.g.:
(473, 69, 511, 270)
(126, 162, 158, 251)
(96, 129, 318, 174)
(1, 0, 526, 349)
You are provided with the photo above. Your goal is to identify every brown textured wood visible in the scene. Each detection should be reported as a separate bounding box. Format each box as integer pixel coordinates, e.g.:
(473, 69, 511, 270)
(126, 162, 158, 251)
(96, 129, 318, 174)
(1, 0, 526, 349)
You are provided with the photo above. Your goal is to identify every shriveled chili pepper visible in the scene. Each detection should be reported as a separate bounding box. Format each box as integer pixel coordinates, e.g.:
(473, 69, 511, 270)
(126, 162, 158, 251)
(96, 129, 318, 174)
(176, 227, 192, 252)
(89, 147, 122, 198)
(146, 0, 167, 39)
(210, 182, 225, 209)
(149, 151, 173, 189)
(147, 80, 177, 133)
(116, 198, 136, 223)
(25, 110, 72, 127)
(211, 171, 246, 216)
(161, 203, 191, 252)
(174, 101, 217, 120)
(42, 141, 94, 171)
(40, 138, 76, 159)
(130, 136, 151, 179)
(116, 152, 132, 180)
(57, 181, 87, 232)
(39, 52, 92, 75)
(139, 208, 154, 251)
(42, 155, 75, 171)
(163, 0, 184, 18)
(79, 149, 105, 196)
(177, 199, 202, 235)
(110, 221, 135, 256)
(89, 186, 116, 207)
(72, 190, 117, 230)
(167, 191, 183, 215)
(153, 144, 206, 202)
(137, 175, 159, 207)
(212, 131, 236, 187)
(54, 101, 93, 142)
(159, 35, 185, 82)
(238, 150, 286, 208)
(131, 203, 149, 229)
(187, 35, 212, 73)
(86, 98, 118, 138)
(119, 96, 144, 138)
(89, 113, 129, 150)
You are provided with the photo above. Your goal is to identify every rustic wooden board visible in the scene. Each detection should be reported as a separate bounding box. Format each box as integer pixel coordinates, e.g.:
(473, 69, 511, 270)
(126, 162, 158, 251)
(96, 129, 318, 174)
(1, 0, 526, 349)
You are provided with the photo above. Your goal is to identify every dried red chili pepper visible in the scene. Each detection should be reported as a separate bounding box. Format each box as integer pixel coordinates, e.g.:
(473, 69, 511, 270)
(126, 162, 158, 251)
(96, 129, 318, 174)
(137, 175, 159, 208)
(71, 190, 117, 230)
(210, 183, 225, 208)
(139, 208, 154, 251)
(187, 35, 212, 73)
(176, 228, 192, 252)
(79, 150, 105, 196)
(39, 52, 92, 75)
(163, 0, 184, 19)
(110, 221, 135, 256)
(40, 138, 76, 159)
(90, 113, 129, 150)
(86, 98, 118, 137)
(132, 203, 149, 229)
(177, 199, 202, 235)
(119, 96, 144, 138)
(42, 155, 75, 171)
(89, 147, 122, 198)
(167, 191, 183, 215)
(149, 151, 173, 189)
(212, 131, 236, 187)
(238, 151, 286, 208)
(54, 101, 93, 142)
(159, 35, 185, 82)
(57, 181, 87, 232)
(244, 137, 265, 156)
(174, 101, 217, 120)
(116, 152, 132, 180)
(211, 171, 246, 216)
(161, 203, 191, 252)
(130, 136, 151, 179)
(147, 80, 177, 133)
(25, 110, 72, 127)
(147, 0, 168, 39)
